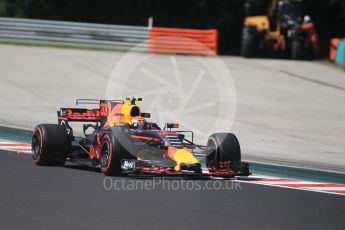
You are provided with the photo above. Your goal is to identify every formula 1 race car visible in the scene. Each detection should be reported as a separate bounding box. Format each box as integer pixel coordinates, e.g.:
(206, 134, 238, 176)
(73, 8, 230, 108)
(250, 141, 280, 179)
(32, 97, 250, 178)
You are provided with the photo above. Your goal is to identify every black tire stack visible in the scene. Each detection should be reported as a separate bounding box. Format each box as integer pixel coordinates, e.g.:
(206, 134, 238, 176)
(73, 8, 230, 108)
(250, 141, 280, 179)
(241, 26, 259, 58)
(291, 27, 306, 60)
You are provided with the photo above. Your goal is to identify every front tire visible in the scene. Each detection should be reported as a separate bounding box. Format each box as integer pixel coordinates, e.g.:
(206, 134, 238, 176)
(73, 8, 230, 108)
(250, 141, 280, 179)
(206, 133, 241, 164)
(32, 124, 70, 166)
(100, 134, 121, 176)
(100, 129, 135, 176)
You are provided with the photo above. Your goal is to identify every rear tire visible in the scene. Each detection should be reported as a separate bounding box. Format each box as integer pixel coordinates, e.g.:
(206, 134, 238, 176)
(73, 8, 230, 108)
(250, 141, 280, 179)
(32, 124, 70, 166)
(206, 133, 241, 163)
(241, 26, 259, 58)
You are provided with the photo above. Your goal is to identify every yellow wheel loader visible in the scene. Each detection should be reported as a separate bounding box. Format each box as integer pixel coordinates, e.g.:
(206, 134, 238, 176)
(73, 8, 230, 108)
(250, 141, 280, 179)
(241, 0, 318, 59)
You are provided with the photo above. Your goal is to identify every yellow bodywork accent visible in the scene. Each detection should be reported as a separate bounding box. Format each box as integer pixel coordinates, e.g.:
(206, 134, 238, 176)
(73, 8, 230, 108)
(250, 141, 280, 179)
(169, 147, 199, 171)
(121, 104, 140, 125)
(244, 16, 270, 31)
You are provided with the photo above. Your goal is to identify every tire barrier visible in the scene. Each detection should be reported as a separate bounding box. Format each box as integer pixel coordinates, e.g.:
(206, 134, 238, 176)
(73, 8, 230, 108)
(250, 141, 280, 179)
(148, 27, 218, 56)
(0, 17, 219, 56)
(329, 38, 339, 61)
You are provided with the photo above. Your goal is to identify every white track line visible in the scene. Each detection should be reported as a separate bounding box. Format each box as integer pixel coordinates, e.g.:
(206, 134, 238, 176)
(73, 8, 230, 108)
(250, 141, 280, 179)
(239, 180, 345, 196)
(0, 140, 32, 154)
(240, 175, 345, 196)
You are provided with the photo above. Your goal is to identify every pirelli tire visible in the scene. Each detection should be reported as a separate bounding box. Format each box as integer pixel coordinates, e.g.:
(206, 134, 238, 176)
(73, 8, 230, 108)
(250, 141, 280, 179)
(241, 25, 259, 58)
(206, 133, 241, 164)
(100, 128, 135, 176)
(32, 124, 70, 166)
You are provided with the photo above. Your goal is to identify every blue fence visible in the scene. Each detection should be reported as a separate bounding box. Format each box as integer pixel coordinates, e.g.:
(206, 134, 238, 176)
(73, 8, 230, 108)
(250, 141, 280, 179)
(334, 41, 345, 65)
(330, 39, 345, 65)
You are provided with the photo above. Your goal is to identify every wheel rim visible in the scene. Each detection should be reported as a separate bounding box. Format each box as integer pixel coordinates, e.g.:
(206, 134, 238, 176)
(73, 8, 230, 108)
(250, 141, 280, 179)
(32, 132, 41, 161)
(101, 141, 110, 167)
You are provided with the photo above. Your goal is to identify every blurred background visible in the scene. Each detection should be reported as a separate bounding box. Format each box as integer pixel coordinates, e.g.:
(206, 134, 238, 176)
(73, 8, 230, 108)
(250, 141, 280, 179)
(0, 0, 344, 56)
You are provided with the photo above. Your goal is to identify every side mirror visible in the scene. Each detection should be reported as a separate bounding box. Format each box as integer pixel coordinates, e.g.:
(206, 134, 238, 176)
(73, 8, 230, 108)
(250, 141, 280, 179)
(141, 113, 151, 118)
(83, 124, 96, 135)
(166, 123, 179, 129)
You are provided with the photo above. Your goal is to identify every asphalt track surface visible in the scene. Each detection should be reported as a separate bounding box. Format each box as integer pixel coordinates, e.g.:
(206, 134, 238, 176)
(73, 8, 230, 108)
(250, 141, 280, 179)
(1, 150, 344, 230)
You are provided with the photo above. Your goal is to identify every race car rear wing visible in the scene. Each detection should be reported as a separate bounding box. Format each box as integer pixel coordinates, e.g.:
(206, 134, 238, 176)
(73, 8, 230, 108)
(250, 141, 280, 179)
(57, 108, 101, 123)
(57, 99, 123, 125)
(75, 99, 122, 105)
(57, 98, 150, 128)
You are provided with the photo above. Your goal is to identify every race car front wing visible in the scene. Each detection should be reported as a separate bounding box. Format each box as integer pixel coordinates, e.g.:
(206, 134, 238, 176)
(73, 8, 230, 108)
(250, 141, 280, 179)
(120, 159, 250, 178)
